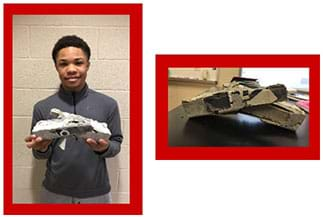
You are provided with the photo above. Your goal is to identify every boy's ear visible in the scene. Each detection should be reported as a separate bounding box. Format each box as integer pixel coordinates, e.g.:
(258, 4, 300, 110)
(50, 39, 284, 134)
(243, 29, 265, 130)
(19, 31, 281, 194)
(54, 62, 59, 71)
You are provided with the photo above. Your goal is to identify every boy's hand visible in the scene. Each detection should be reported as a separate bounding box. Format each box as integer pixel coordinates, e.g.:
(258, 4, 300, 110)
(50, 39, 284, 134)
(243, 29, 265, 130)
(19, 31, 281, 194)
(25, 135, 51, 152)
(86, 138, 109, 153)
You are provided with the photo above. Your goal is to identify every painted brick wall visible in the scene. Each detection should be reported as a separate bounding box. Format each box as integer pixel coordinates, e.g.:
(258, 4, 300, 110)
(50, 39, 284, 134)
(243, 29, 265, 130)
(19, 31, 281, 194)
(13, 15, 130, 203)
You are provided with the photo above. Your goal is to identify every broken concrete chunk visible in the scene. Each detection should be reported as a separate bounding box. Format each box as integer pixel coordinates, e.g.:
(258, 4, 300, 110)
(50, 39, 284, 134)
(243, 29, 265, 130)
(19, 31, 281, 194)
(182, 77, 305, 131)
(241, 101, 306, 131)
(32, 108, 111, 140)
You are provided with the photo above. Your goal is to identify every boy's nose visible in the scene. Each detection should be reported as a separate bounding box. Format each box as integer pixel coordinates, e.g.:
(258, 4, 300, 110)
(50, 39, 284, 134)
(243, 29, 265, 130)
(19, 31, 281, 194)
(67, 64, 77, 74)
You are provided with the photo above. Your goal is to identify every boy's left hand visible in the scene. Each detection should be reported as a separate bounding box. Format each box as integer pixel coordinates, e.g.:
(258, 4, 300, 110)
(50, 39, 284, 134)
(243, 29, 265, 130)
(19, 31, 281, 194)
(86, 138, 109, 152)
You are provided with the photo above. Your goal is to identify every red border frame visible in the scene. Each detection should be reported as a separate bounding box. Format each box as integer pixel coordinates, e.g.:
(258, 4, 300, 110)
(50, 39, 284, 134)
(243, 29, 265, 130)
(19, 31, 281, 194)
(156, 55, 320, 160)
(4, 4, 142, 214)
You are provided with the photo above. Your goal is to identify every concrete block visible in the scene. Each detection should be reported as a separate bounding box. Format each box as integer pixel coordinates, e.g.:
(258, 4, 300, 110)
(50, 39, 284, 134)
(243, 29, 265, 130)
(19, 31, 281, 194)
(30, 26, 98, 59)
(107, 146, 129, 170)
(106, 168, 118, 193)
(13, 59, 60, 88)
(13, 15, 129, 27)
(13, 89, 56, 116)
(87, 60, 129, 90)
(13, 117, 32, 144)
(100, 90, 129, 119)
(117, 169, 129, 192)
(111, 192, 129, 203)
(13, 143, 35, 167)
(118, 146, 129, 169)
(13, 25, 29, 58)
(98, 28, 129, 59)
(13, 188, 41, 203)
(13, 164, 46, 189)
(122, 119, 129, 146)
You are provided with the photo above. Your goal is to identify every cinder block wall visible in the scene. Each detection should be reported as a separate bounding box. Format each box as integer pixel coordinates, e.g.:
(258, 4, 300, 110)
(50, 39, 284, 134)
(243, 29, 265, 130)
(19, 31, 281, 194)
(13, 15, 130, 203)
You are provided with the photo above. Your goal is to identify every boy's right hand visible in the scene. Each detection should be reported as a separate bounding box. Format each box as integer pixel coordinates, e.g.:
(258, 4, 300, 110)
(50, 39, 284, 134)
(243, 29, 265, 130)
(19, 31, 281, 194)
(25, 135, 52, 152)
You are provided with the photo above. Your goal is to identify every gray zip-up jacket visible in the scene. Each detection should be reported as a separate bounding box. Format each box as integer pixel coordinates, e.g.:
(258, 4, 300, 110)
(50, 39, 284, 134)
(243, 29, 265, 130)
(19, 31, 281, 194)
(31, 84, 123, 198)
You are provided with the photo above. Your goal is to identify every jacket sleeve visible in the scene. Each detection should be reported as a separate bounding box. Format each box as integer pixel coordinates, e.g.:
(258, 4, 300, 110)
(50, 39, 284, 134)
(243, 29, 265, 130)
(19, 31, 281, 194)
(31, 104, 53, 159)
(98, 102, 123, 158)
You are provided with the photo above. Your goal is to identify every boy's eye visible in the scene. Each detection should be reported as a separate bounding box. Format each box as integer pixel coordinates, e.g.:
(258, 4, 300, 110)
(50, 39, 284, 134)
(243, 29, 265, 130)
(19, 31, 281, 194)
(58, 62, 68, 67)
(75, 61, 84, 65)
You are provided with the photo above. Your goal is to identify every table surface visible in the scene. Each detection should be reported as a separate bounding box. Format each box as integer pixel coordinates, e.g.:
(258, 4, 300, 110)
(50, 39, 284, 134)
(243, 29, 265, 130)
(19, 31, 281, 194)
(168, 105, 309, 147)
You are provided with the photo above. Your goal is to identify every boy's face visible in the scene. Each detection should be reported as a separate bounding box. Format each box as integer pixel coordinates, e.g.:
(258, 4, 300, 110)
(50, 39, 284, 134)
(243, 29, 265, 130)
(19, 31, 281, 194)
(55, 46, 90, 92)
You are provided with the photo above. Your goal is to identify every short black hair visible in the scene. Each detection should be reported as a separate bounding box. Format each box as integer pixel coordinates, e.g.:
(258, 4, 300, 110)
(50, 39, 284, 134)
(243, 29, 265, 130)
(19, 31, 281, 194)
(52, 35, 91, 64)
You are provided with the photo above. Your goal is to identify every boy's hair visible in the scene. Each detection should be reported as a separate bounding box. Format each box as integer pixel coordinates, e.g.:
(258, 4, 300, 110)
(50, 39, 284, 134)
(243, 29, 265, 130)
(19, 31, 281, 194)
(52, 35, 91, 64)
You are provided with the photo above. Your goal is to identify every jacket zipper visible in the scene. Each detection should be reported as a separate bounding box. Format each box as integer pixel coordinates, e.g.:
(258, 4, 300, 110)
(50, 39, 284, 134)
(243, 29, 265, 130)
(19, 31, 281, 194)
(72, 92, 78, 141)
(72, 92, 76, 114)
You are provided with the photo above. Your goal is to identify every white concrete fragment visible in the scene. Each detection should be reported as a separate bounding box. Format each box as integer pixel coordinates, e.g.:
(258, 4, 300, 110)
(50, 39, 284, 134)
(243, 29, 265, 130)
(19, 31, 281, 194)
(32, 108, 111, 141)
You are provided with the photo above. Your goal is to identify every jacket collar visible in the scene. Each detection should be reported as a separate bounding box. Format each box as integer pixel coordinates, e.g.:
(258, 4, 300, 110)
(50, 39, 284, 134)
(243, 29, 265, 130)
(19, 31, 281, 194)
(58, 83, 89, 103)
